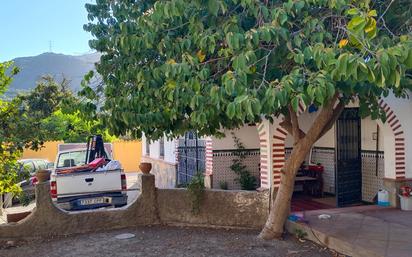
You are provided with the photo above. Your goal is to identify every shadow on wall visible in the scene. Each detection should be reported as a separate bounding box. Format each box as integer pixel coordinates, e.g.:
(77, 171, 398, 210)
(0, 174, 269, 239)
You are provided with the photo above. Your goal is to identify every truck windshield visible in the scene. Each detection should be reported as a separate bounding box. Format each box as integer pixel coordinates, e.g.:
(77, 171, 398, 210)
(57, 151, 87, 168)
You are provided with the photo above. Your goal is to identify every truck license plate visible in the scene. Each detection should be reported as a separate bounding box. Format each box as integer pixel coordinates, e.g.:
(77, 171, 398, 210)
(80, 197, 111, 205)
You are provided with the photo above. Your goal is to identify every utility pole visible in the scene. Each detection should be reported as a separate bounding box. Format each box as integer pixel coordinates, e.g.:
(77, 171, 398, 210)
(49, 40, 53, 53)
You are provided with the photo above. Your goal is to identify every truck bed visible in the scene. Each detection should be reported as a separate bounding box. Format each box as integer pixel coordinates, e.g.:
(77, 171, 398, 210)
(55, 169, 123, 198)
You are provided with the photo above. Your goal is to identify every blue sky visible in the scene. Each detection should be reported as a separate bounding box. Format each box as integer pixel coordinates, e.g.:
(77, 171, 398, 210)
(0, 0, 95, 61)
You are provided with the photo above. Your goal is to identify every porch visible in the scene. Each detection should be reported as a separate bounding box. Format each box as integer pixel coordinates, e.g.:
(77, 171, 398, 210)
(207, 93, 412, 210)
(206, 106, 390, 208)
(287, 205, 412, 257)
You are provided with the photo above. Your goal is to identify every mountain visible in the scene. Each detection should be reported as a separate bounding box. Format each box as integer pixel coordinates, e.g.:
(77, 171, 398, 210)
(6, 52, 101, 97)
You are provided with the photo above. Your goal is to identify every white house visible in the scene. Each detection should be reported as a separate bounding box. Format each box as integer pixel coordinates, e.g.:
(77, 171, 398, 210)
(143, 92, 412, 208)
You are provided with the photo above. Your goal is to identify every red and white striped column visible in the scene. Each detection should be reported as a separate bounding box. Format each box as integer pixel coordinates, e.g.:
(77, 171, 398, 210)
(205, 137, 213, 176)
(272, 127, 287, 188)
(257, 121, 272, 189)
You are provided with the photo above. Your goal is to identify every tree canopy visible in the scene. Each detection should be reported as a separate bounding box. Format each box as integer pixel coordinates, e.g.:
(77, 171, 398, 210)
(0, 69, 114, 194)
(0, 61, 22, 194)
(84, 0, 412, 141)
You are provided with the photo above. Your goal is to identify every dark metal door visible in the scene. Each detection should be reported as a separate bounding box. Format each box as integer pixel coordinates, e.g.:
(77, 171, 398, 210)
(177, 132, 206, 185)
(336, 108, 362, 207)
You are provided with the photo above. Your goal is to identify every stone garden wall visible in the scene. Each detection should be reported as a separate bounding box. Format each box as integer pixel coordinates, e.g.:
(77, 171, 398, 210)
(0, 174, 269, 239)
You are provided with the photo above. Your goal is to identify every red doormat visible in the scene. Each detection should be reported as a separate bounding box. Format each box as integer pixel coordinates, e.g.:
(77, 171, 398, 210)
(291, 197, 334, 212)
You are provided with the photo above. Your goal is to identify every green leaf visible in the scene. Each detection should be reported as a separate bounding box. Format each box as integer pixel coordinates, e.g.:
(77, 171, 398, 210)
(347, 8, 358, 15)
(336, 53, 348, 77)
(395, 70, 401, 88)
(207, 0, 219, 16)
(349, 16, 365, 28)
(193, 80, 201, 92)
(279, 12, 288, 25)
(367, 67, 376, 82)
(225, 79, 235, 95)
(226, 102, 235, 119)
(405, 49, 412, 68)
(368, 10, 377, 17)
(232, 54, 247, 72)
(294, 52, 304, 64)
(277, 90, 288, 106)
(246, 100, 254, 118)
(251, 99, 261, 114)
(291, 97, 299, 112)
(315, 87, 325, 104)
(326, 82, 335, 98)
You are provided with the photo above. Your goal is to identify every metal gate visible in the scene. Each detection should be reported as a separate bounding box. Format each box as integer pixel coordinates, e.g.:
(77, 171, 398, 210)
(336, 108, 362, 207)
(177, 132, 206, 185)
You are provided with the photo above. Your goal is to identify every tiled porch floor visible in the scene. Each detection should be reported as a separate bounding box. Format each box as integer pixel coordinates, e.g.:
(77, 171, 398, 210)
(287, 205, 412, 257)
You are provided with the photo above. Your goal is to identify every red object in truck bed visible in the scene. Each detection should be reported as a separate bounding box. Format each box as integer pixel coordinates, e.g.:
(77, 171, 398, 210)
(56, 165, 93, 174)
(88, 157, 105, 168)
(56, 158, 106, 175)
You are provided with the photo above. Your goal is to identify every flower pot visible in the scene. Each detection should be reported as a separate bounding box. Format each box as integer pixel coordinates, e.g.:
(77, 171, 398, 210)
(36, 169, 50, 183)
(139, 162, 152, 174)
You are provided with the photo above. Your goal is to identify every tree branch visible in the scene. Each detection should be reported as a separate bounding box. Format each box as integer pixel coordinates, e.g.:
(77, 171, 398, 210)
(378, 0, 395, 22)
(279, 112, 306, 139)
(304, 93, 340, 144)
(279, 118, 306, 140)
(317, 98, 345, 140)
(288, 105, 302, 143)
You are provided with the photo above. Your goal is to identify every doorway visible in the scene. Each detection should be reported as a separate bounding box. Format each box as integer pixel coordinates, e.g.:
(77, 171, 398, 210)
(336, 108, 362, 207)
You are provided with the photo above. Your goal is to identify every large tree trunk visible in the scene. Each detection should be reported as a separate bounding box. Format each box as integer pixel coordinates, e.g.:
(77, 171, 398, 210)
(259, 137, 316, 239)
(259, 94, 345, 240)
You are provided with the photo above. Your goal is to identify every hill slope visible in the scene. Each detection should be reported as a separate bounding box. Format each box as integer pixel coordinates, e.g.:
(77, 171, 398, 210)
(7, 52, 100, 97)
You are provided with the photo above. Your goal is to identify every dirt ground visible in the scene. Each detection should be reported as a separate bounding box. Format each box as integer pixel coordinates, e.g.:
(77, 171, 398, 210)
(0, 225, 337, 257)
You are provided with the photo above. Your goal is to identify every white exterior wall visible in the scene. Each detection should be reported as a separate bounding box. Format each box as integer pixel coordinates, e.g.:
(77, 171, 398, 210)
(284, 107, 384, 150)
(142, 134, 177, 164)
(163, 139, 177, 163)
(285, 111, 335, 148)
(212, 126, 260, 150)
(362, 117, 384, 151)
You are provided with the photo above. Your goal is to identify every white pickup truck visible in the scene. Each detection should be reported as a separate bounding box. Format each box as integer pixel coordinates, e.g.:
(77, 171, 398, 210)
(50, 148, 128, 211)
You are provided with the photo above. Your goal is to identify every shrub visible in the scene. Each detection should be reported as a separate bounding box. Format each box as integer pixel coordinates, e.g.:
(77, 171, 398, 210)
(187, 172, 205, 214)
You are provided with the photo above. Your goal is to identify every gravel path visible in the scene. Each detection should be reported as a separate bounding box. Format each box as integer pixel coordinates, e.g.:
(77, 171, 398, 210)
(0, 226, 336, 257)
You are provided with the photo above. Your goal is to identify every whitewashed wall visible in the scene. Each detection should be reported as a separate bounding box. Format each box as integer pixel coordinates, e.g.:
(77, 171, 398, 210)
(284, 105, 385, 151)
(142, 134, 177, 164)
(284, 111, 335, 148)
(212, 126, 260, 150)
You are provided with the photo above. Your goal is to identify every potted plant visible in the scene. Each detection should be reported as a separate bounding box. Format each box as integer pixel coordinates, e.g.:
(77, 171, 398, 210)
(139, 162, 152, 174)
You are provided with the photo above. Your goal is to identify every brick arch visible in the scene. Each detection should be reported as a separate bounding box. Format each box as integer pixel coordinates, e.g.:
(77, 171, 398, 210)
(378, 99, 406, 179)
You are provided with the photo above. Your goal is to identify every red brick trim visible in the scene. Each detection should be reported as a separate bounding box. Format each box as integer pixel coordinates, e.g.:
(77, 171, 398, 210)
(272, 126, 287, 188)
(379, 99, 406, 179)
(174, 139, 179, 164)
(257, 123, 269, 188)
(205, 137, 213, 175)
